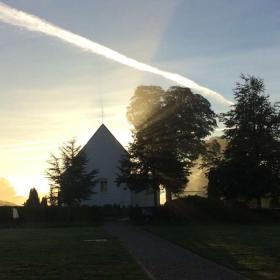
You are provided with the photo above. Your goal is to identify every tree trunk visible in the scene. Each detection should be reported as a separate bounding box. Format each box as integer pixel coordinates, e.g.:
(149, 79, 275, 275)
(166, 189, 172, 204)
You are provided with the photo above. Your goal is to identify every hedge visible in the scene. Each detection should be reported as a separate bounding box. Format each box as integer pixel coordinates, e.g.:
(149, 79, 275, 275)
(0, 206, 102, 226)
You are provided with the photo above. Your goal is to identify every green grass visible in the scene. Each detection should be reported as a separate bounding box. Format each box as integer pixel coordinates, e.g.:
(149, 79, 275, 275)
(148, 224, 280, 280)
(0, 226, 148, 280)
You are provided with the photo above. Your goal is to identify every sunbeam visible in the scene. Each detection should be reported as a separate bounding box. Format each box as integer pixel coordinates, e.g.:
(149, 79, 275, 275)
(0, 1, 233, 106)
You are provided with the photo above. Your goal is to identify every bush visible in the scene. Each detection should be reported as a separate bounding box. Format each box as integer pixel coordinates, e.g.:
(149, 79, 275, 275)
(128, 196, 280, 224)
(0, 205, 133, 227)
(0, 207, 14, 225)
(164, 196, 280, 224)
(0, 206, 104, 227)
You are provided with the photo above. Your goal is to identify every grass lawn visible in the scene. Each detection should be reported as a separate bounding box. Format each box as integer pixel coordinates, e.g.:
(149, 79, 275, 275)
(0, 226, 148, 280)
(148, 224, 280, 280)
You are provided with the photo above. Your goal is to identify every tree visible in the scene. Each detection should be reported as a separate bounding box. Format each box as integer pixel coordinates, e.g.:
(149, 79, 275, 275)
(24, 188, 40, 207)
(40, 196, 48, 207)
(117, 86, 217, 204)
(201, 139, 224, 172)
(46, 139, 98, 206)
(46, 154, 62, 206)
(200, 138, 225, 198)
(208, 75, 280, 205)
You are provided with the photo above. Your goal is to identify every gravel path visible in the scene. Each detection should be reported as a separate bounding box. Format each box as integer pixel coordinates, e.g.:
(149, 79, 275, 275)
(104, 222, 247, 280)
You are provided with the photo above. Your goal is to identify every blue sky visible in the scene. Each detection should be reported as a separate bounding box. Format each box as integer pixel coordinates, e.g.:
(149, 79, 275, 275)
(0, 0, 279, 198)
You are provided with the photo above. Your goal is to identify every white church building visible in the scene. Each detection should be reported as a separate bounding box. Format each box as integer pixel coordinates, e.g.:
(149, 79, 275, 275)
(80, 124, 158, 207)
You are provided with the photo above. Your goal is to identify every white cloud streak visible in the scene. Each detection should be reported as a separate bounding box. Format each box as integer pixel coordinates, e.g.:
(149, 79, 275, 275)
(0, 2, 233, 106)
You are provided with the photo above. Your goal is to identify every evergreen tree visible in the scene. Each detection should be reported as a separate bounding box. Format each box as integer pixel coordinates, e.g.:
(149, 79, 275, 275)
(24, 188, 40, 207)
(208, 75, 280, 205)
(46, 139, 98, 206)
(40, 196, 48, 207)
(46, 154, 62, 206)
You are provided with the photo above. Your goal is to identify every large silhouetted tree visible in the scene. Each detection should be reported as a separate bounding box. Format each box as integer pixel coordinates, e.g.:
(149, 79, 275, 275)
(117, 86, 217, 204)
(46, 139, 98, 206)
(208, 75, 280, 206)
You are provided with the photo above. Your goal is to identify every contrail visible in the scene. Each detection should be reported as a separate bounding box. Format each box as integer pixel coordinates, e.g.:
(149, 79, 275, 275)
(0, 2, 233, 106)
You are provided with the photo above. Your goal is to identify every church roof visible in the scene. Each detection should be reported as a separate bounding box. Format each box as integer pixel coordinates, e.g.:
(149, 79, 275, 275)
(80, 124, 128, 157)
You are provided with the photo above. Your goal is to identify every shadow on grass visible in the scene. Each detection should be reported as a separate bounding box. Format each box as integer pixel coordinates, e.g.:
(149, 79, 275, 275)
(147, 224, 280, 280)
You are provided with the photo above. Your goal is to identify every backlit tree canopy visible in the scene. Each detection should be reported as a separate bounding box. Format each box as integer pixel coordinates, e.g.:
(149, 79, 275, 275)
(117, 86, 217, 204)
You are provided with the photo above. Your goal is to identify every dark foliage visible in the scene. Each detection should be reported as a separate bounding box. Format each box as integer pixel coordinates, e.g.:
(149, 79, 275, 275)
(0, 206, 102, 225)
(208, 75, 280, 204)
(24, 188, 40, 207)
(0, 206, 131, 226)
(129, 196, 280, 224)
(46, 139, 98, 206)
(201, 139, 224, 172)
(117, 86, 217, 204)
(40, 196, 48, 207)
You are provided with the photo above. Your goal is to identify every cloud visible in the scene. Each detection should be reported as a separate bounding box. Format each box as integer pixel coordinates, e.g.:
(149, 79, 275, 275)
(0, 177, 25, 205)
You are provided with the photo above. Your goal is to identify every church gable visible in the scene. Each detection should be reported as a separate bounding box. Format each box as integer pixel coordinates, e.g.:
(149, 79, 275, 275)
(80, 124, 130, 206)
(80, 124, 157, 207)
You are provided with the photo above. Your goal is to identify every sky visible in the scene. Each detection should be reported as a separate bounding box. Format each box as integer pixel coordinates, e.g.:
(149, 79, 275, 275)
(0, 0, 279, 202)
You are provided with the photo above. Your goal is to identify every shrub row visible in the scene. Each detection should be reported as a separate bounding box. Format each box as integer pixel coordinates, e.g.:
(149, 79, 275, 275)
(0, 205, 130, 226)
(130, 196, 280, 224)
(1, 197, 279, 226)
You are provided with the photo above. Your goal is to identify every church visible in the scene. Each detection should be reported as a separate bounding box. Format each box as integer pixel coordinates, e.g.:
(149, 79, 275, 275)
(80, 124, 158, 207)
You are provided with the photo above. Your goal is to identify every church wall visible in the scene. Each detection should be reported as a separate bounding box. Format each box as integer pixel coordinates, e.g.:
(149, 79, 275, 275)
(80, 125, 157, 207)
(81, 126, 131, 206)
